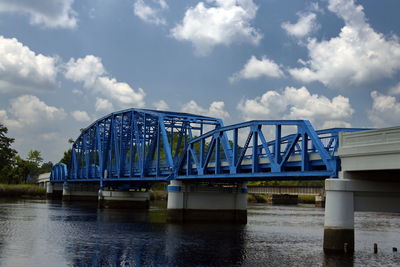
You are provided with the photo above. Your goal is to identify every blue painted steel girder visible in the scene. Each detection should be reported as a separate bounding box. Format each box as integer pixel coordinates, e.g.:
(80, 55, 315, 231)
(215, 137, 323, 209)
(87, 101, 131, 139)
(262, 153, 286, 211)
(50, 108, 368, 183)
(58, 108, 223, 184)
(177, 120, 367, 181)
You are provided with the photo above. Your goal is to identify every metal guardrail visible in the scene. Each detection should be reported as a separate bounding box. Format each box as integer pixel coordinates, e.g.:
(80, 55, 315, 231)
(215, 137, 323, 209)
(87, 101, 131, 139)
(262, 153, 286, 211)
(247, 186, 324, 195)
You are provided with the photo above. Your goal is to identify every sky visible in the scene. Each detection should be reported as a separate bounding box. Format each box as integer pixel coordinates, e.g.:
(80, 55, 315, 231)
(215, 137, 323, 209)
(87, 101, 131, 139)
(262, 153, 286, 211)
(1, 0, 400, 163)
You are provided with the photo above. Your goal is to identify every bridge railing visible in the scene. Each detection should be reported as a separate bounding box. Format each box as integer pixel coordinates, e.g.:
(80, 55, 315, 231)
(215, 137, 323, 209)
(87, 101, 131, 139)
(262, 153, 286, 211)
(247, 185, 324, 195)
(177, 120, 362, 180)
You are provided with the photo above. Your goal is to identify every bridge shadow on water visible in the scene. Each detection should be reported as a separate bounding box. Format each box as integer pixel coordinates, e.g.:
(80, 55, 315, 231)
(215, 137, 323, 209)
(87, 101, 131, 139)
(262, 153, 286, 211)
(48, 200, 246, 266)
(43, 200, 361, 267)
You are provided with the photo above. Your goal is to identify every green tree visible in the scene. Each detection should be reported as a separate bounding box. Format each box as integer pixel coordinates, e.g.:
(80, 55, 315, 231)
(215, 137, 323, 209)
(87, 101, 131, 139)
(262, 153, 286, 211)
(9, 155, 37, 184)
(60, 149, 72, 169)
(40, 161, 53, 173)
(27, 150, 43, 166)
(0, 123, 17, 182)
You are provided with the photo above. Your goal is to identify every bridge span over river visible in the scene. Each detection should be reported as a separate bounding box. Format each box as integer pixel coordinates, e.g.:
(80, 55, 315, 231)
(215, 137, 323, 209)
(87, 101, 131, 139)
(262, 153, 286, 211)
(48, 108, 400, 254)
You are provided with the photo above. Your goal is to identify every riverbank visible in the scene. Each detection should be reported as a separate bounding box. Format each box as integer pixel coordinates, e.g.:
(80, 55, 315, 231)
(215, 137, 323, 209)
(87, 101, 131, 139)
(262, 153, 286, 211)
(150, 190, 317, 204)
(0, 184, 46, 198)
(0, 186, 317, 204)
(248, 193, 316, 204)
(149, 190, 167, 201)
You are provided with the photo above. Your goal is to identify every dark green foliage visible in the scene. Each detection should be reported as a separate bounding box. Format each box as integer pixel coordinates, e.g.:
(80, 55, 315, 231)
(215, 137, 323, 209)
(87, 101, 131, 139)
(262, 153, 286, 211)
(0, 124, 53, 184)
(0, 124, 17, 183)
(60, 149, 72, 169)
(27, 150, 43, 166)
(0, 124, 17, 179)
(40, 161, 53, 173)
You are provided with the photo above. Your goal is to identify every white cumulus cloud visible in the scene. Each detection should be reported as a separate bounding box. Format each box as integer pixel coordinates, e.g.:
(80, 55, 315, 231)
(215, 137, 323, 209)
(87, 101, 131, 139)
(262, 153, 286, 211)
(95, 77, 145, 108)
(153, 100, 170, 110)
(64, 55, 105, 88)
(281, 12, 318, 38)
(237, 86, 353, 129)
(95, 97, 114, 113)
(389, 82, 400, 95)
(64, 55, 146, 109)
(171, 0, 261, 56)
(289, 0, 400, 88)
(369, 91, 400, 127)
(1, 95, 66, 134)
(0, 0, 77, 29)
(181, 100, 229, 119)
(71, 110, 91, 122)
(229, 55, 284, 82)
(133, 0, 168, 25)
(0, 36, 58, 93)
(0, 95, 68, 162)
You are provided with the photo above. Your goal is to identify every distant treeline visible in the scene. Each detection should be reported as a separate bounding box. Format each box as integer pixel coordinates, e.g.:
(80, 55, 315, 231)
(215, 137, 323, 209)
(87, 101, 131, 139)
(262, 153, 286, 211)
(0, 123, 53, 184)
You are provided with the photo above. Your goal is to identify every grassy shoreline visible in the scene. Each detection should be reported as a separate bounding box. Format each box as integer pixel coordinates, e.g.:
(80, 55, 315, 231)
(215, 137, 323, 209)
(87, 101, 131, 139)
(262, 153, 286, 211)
(0, 186, 317, 204)
(248, 193, 316, 204)
(0, 184, 46, 198)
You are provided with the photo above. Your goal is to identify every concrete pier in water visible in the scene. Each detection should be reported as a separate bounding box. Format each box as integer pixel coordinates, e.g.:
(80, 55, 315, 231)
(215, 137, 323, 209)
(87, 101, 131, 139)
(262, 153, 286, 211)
(62, 182, 99, 201)
(324, 126, 400, 253)
(46, 182, 63, 199)
(167, 180, 248, 223)
(98, 189, 150, 209)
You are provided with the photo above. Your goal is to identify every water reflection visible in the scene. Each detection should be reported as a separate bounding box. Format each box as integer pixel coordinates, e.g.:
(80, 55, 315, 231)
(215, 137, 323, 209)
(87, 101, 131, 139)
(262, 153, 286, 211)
(324, 254, 354, 267)
(61, 207, 247, 266)
(0, 200, 399, 266)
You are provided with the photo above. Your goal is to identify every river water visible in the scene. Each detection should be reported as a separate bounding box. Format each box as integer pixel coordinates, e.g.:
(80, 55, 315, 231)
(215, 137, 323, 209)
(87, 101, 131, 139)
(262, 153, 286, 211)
(0, 199, 399, 267)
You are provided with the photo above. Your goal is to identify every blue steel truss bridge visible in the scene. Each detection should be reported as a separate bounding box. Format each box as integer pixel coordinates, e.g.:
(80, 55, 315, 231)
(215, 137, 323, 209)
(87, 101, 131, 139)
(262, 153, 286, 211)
(51, 108, 366, 186)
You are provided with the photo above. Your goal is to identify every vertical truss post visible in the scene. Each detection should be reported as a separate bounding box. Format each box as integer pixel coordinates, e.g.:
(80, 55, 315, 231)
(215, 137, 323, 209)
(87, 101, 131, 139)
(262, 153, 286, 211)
(199, 138, 205, 175)
(140, 114, 146, 178)
(275, 125, 282, 165)
(215, 134, 221, 174)
(156, 122, 160, 177)
(96, 124, 103, 180)
(231, 128, 238, 174)
(159, 119, 174, 169)
(129, 113, 134, 177)
(252, 125, 259, 173)
(186, 143, 191, 176)
(301, 132, 309, 171)
(83, 134, 89, 179)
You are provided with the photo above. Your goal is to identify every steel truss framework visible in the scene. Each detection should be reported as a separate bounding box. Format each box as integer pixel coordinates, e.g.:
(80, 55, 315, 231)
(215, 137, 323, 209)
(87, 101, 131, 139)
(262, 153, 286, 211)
(50, 109, 366, 184)
(178, 121, 364, 181)
(52, 109, 222, 186)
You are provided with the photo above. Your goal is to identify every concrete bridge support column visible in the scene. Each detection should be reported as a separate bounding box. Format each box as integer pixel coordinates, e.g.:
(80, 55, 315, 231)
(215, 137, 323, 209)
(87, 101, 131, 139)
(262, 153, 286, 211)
(62, 183, 99, 201)
(323, 181, 354, 253)
(323, 176, 400, 254)
(62, 182, 71, 201)
(167, 181, 248, 223)
(46, 182, 63, 199)
(46, 182, 53, 198)
(98, 189, 150, 209)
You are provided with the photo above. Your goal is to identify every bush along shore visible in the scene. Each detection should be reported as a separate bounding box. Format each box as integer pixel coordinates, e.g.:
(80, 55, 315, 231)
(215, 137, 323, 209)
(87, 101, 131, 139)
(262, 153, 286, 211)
(0, 184, 46, 198)
(248, 193, 316, 204)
